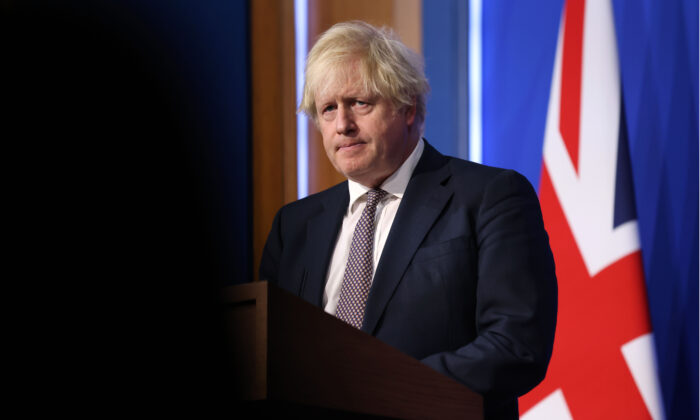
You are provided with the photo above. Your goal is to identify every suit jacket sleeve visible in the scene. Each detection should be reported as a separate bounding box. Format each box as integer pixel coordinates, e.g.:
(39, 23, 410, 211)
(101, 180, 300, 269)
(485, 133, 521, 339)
(421, 169, 557, 400)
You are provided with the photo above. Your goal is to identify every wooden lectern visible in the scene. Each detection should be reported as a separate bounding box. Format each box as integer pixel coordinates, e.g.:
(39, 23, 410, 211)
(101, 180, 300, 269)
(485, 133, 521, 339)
(223, 281, 483, 419)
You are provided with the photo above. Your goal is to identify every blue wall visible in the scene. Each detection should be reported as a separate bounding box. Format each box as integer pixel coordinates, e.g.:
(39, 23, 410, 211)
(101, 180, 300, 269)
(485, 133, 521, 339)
(422, 0, 469, 159)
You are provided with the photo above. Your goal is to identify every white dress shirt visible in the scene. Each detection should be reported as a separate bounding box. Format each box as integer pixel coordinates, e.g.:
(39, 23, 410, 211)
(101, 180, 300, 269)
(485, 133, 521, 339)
(323, 139, 425, 315)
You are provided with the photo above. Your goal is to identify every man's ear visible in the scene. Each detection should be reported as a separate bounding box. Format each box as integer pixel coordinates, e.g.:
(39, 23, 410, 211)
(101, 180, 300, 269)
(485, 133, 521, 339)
(404, 98, 417, 126)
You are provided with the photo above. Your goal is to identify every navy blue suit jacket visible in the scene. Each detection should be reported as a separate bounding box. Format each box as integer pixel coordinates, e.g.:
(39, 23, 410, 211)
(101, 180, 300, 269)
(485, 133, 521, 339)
(260, 142, 557, 419)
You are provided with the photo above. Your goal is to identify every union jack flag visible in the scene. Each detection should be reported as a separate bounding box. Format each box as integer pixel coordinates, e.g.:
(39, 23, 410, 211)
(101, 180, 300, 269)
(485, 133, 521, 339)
(518, 0, 664, 418)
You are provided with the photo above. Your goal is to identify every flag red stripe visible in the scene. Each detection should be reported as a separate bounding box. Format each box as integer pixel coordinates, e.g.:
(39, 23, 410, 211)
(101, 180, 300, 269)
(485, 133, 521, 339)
(559, 0, 585, 173)
(519, 168, 653, 419)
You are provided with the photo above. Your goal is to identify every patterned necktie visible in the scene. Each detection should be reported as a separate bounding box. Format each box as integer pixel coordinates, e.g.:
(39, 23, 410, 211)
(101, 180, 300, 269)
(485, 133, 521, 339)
(336, 188, 388, 329)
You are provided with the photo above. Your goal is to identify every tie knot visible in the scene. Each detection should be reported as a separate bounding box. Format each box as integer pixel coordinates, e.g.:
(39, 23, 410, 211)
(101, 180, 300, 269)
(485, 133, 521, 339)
(366, 188, 387, 208)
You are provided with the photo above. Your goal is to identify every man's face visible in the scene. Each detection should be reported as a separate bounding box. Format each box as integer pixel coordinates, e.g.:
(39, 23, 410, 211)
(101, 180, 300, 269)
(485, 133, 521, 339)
(314, 65, 417, 188)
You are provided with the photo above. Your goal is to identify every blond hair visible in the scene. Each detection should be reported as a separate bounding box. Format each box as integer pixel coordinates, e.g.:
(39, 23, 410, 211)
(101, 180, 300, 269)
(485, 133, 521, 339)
(299, 21, 429, 130)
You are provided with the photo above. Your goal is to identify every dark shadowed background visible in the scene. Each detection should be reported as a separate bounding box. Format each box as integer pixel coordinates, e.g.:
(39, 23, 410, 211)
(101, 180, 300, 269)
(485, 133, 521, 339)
(4, 0, 250, 411)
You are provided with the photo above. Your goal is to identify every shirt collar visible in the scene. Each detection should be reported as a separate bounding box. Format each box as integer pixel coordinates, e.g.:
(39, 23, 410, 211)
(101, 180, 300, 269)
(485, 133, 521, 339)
(347, 138, 425, 215)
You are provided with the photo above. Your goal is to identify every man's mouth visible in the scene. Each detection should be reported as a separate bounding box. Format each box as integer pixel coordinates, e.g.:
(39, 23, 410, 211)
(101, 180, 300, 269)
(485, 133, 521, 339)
(337, 141, 366, 152)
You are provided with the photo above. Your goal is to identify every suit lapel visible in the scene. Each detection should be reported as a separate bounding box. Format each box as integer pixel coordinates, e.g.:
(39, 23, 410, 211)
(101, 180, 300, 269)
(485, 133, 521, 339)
(302, 183, 349, 307)
(362, 143, 453, 334)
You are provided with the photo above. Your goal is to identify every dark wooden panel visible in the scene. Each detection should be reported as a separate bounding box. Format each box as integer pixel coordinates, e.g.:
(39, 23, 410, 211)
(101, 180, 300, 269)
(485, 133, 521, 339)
(251, 0, 297, 280)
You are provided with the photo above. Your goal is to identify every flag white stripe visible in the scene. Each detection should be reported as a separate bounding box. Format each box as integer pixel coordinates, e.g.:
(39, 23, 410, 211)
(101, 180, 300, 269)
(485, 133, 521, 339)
(621, 333, 666, 420)
(521, 389, 574, 420)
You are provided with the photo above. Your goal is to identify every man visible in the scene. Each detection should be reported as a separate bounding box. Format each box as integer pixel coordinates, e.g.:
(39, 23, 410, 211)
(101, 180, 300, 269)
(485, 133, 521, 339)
(260, 21, 557, 420)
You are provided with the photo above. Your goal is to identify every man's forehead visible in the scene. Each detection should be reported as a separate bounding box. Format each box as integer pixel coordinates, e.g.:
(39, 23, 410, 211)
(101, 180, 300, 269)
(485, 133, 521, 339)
(314, 66, 371, 103)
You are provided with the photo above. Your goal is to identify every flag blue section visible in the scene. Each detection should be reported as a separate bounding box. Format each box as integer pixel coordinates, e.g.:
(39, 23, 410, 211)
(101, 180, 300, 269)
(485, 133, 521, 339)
(613, 97, 637, 229)
(612, 0, 699, 418)
(481, 0, 563, 191)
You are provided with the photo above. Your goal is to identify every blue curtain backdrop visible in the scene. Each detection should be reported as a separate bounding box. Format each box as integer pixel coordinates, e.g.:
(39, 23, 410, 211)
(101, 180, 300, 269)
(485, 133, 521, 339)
(425, 0, 698, 418)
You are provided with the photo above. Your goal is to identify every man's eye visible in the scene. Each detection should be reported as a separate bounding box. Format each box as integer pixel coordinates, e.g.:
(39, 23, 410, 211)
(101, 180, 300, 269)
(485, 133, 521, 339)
(355, 100, 368, 107)
(322, 105, 336, 113)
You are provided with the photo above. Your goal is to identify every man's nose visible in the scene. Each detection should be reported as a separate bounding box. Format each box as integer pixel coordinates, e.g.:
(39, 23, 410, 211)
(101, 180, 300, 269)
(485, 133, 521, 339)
(335, 105, 356, 135)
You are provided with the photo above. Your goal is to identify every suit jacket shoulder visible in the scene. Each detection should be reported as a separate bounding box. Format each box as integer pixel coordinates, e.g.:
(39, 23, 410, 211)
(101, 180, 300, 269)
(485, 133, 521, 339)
(446, 156, 539, 202)
(259, 180, 349, 302)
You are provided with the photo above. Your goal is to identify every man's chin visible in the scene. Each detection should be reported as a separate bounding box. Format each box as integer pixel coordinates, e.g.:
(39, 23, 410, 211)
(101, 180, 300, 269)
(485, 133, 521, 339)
(336, 160, 369, 179)
(341, 168, 372, 184)
(341, 170, 368, 183)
